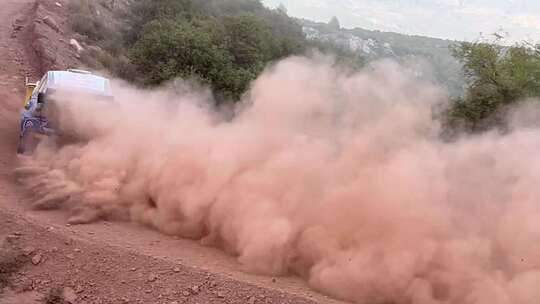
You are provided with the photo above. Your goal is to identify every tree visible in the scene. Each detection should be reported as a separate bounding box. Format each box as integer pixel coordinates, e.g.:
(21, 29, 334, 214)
(129, 19, 232, 86)
(86, 0, 313, 102)
(328, 16, 340, 30)
(277, 3, 287, 14)
(446, 41, 540, 132)
(224, 14, 272, 70)
(123, 0, 193, 45)
(196, 0, 265, 16)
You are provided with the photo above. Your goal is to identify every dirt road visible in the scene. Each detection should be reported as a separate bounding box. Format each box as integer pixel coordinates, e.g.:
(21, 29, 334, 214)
(0, 1, 345, 303)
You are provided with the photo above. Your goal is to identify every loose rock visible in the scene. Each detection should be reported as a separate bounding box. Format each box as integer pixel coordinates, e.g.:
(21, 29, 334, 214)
(42, 16, 60, 32)
(63, 287, 77, 304)
(31, 253, 42, 265)
(23, 246, 35, 256)
(69, 39, 84, 53)
(75, 285, 85, 293)
(5, 235, 19, 242)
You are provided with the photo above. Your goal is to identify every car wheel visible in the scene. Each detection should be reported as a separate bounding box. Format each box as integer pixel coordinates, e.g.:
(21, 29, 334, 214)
(17, 133, 36, 155)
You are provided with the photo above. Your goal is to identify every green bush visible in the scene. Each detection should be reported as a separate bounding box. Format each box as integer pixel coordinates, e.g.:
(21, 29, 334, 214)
(446, 41, 540, 132)
(127, 8, 308, 101)
(69, 0, 364, 103)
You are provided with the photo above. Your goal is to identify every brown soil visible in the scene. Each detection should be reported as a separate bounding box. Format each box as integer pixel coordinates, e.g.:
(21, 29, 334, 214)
(0, 1, 346, 303)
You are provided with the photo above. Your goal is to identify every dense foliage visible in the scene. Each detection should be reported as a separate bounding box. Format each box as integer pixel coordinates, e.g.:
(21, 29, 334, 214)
(446, 41, 540, 132)
(70, 1, 540, 135)
(69, 0, 365, 102)
(124, 0, 309, 100)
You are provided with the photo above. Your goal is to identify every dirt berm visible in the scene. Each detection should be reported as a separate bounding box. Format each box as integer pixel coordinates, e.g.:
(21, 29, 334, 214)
(0, 0, 345, 303)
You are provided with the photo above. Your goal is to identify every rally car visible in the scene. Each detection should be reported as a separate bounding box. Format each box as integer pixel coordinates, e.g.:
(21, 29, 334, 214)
(17, 69, 113, 154)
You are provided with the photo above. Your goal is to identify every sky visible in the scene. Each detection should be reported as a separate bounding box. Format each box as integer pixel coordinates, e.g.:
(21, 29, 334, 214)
(262, 0, 540, 42)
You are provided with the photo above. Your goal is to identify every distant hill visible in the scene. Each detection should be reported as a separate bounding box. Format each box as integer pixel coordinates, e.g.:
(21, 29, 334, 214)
(300, 19, 466, 97)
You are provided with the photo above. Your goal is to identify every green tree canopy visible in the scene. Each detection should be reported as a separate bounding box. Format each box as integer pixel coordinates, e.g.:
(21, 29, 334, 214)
(70, 0, 365, 103)
(447, 41, 540, 132)
(277, 3, 287, 14)
(129, 19, 231, 85)
(328, 16, 340, 30)
(123, 0, 193, 45)
(223, 14, 272, 70)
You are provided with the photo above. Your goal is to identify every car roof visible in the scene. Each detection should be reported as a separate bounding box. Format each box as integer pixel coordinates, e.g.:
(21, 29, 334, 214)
(46, 70, 112, 96)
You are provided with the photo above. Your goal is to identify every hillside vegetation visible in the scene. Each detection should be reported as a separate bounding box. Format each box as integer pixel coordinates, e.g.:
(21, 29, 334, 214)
(446, 41, 540, 133)
(69, 0, 361, 102)
(68, 0, 540, 134)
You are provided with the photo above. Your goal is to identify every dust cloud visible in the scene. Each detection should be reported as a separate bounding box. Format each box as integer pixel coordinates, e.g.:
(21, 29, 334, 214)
(14, 56, 540, 304)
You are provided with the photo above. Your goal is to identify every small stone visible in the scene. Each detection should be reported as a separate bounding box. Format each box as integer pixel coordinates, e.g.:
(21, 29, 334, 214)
(75, 285, 84, 293)
(173, 267, 180, 273)
(66, 254, 75, 260)
(23, 246, 36, 256)
(147, 274, 158, 282)
(63, 287, 77, 304)
(190, 285, 199, 294)
(216, 291, 225, 298)
(130, 267, 137, 272)
(182, 290, 190, 297)
(74, 248, 82, 253)
(42, 15, 60, 32)
(5, 235, 19, 242)
(21, 280, 34, 291)
(13, 231, 24, 236)
(31, 254, 42, 265)
(55, 2, 62, 7)
(69, 39, 84, 53)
